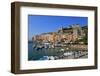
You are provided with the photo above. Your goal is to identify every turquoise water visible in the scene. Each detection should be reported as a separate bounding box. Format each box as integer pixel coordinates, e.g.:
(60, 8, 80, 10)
(28, 41, 64, 60)
(28, 41, 44, 60)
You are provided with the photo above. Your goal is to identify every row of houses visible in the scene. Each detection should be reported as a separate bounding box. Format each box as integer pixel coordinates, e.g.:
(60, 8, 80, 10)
(32, 24, 85, 43)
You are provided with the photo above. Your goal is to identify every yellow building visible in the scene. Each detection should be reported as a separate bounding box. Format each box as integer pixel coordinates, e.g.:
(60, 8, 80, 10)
(32, 25, 84, 43)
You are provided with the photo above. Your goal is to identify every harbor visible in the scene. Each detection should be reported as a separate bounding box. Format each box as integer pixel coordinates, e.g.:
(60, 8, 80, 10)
(28, 41, 88, 60)
(28, 24, 88, 60)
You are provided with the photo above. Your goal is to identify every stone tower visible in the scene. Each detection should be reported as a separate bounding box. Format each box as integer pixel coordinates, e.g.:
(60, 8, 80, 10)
(72, 24, 83, 39)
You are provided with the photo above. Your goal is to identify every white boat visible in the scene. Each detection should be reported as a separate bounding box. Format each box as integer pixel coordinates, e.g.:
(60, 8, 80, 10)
(63, 52, 73, 56)
(48, 56, 55, 60)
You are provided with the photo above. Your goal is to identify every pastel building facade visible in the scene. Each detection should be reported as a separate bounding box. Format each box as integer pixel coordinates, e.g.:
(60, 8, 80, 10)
(32, 24, 84, 43)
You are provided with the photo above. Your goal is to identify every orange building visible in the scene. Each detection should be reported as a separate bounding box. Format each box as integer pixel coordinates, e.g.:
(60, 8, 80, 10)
(32, 25, 84, 43)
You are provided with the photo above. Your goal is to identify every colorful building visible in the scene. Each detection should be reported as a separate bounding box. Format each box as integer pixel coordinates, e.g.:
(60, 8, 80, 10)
(32, 24, 85, 43)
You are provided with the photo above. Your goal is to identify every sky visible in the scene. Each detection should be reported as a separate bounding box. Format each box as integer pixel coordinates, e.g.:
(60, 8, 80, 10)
(28, 15, 88, 40)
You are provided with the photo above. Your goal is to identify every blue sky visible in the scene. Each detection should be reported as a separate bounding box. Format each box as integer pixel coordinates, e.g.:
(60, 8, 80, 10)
(28, 15, 88, 40)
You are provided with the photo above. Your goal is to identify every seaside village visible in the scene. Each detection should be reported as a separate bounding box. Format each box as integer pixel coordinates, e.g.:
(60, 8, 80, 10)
(31, 24, 88, 60)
